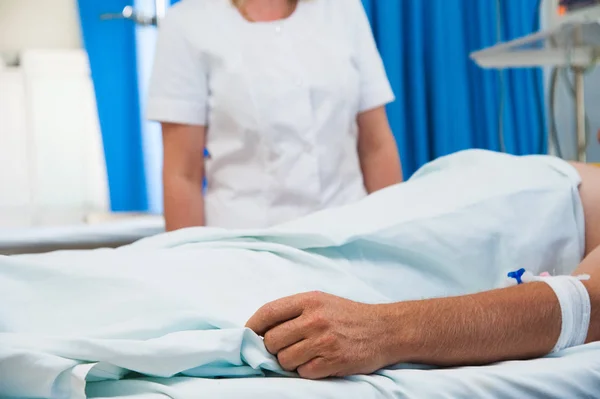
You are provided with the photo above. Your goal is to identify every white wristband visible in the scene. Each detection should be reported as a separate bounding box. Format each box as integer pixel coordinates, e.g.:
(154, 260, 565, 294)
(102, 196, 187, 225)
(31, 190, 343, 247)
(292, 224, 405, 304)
(542, 276, 591, 353)
(504, 270, 591, 353)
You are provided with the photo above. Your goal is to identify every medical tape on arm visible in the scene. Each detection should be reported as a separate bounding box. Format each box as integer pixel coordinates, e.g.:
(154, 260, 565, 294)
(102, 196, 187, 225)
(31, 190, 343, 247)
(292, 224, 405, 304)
(506, 268, 591, 352)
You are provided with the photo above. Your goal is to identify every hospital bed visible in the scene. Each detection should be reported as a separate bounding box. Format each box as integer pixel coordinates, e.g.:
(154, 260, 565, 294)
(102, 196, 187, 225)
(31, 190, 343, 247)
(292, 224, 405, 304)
(0, 214, 164, 255)
(5, 146, 600, 399)
(84, 346, 600, 399)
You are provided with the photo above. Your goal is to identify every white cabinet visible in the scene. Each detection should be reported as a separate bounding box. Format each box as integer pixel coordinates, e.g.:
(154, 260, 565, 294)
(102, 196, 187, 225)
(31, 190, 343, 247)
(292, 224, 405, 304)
(0, 67, 32, 226)
(0, 50, 109, 227)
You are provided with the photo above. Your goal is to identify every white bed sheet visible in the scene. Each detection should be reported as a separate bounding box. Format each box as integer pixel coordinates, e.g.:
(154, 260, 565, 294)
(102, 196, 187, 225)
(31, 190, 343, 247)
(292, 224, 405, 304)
(2, 150, 598, 399)
(87, 343, 600, 399)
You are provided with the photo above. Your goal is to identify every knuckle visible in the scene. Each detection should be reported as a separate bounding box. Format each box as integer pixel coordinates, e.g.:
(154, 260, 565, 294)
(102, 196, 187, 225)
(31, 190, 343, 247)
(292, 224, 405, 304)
(260, 303, 276, 319)
(319, 333, 337, 348)
(307, 313, 327, 330)
(298, 359, 327, 380)
(310, 290, 324, 298)
(277, 352, 294, 371)
(305, 291, 325, 306)
(307, 314, 322, 330)
(297, 366, 316, 379)
(263, 331, 278, 354)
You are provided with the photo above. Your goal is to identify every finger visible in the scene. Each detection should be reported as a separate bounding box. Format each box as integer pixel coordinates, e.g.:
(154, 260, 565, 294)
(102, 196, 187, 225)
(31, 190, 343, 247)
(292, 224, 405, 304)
(297, 357, 336, 380)
(263, 317, 306, 355)
(276, 339, 318, 372)
(246, 295, 305, 336)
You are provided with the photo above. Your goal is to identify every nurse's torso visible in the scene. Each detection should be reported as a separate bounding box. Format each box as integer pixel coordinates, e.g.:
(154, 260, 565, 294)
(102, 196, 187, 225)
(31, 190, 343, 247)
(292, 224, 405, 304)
(196, 0, 366, 228)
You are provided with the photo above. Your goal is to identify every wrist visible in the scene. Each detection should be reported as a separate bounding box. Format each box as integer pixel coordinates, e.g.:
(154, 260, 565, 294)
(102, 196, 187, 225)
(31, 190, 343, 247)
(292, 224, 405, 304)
(374, 302, 421, 367)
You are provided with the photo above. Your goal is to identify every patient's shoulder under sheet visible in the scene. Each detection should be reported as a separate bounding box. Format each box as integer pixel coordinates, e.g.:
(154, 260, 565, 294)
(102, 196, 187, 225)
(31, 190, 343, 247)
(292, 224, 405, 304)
(0, 150, 586, 398)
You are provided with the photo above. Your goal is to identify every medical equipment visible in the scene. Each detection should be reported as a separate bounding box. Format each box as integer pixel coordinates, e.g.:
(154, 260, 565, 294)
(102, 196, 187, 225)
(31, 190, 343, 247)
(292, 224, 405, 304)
(559, 0, 600, 14)
(470, 0, 600, 162)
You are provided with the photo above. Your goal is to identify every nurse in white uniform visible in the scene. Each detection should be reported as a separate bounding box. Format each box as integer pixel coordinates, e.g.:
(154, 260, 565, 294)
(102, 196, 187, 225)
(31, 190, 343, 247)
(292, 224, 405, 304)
(147, 0, 403, 231)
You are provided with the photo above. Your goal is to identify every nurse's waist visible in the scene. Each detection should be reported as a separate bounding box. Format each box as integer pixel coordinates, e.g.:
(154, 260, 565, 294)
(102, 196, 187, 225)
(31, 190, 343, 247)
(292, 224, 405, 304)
(205, 159, 358, 181)
(205, 179, 366, 207)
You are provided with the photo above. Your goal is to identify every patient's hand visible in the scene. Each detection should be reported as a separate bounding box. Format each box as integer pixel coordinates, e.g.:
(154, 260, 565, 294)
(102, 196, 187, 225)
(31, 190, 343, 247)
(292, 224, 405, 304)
(245, 291, 398, 379)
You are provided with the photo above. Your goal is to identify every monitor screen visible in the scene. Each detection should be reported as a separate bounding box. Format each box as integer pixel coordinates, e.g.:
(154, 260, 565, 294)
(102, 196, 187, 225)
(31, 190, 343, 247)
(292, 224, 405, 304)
(559, 0, 600, 12)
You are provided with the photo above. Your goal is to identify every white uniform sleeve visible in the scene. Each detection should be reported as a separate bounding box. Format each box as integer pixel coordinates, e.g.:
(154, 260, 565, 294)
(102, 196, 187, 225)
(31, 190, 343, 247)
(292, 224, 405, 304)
(351, 0, 395, 113)
(146, 10, 208, 126)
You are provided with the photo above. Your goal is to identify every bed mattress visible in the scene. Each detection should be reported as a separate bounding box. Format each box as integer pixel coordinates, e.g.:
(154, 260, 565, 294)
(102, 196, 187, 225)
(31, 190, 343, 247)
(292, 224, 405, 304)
(86, 343, 600, 399)
(0, 216, 164, 254)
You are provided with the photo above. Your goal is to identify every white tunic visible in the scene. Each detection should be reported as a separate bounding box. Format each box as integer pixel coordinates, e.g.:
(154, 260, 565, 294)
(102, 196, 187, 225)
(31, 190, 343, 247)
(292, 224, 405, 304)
(146, 0, 395, 228)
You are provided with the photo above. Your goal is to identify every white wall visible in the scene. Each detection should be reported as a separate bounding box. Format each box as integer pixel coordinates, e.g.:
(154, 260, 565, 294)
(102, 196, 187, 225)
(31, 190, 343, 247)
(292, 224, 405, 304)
(0, 0, 82, 63)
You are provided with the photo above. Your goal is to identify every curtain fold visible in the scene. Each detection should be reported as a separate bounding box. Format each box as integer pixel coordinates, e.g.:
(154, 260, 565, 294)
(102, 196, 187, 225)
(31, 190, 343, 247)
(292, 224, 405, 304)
(364, 0, 547, 177)
(77, 0, 148, 211)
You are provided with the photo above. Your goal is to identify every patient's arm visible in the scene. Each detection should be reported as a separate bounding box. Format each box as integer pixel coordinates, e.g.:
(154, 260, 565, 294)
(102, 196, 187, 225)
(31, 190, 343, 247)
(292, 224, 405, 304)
(390, 247, 600, 367)
(410, 163, 600, 367)
(247, 163, 600, 379)
(246, 247, 600, 379)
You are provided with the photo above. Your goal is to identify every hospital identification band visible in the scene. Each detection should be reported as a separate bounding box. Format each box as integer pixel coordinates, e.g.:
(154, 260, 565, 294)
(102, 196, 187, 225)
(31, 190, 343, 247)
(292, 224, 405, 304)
(506, 269, 591, 353)
(544, 276, 591, 353)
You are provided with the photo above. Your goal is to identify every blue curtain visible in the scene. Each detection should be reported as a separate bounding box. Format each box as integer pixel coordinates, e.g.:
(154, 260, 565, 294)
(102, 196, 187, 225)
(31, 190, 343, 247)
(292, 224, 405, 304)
(363, 0, 546, 178)
(77, 0, 148, 211)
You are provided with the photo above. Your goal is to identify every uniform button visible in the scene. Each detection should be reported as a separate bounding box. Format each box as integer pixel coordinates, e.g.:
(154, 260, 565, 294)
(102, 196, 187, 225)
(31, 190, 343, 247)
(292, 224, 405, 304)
(275, 25, 282, 33)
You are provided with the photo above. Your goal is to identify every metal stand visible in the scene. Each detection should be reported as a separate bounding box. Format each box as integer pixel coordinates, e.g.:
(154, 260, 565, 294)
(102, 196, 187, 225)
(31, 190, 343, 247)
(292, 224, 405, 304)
(574, 66, 587, 162)
(469, 6, 600, 163)
(573, 26, 587, 162)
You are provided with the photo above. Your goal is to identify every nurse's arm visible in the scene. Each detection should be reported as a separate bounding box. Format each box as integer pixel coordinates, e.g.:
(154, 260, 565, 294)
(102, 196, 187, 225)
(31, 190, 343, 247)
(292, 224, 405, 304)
(357, 106, 403, 193)
(162, 122, 206, 231)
